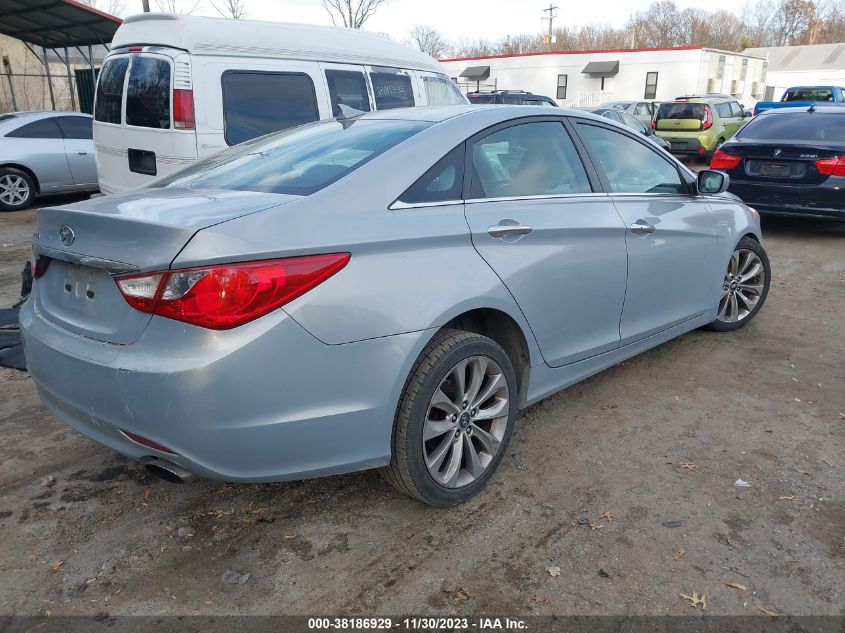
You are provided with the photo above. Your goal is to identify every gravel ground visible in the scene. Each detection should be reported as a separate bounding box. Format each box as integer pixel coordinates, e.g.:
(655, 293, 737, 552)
(0, 190, 842, 617)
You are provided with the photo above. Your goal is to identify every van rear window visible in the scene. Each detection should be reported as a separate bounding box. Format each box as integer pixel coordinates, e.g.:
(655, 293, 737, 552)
(222, 71, 319, 145)
(126, 56, 172, 129)
(657, 103, 706, 120)
(94, 57, 128, 124)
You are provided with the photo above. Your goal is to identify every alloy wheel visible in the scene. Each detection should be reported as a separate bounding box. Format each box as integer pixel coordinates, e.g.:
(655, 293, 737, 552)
(0, 174, 30, 207)
(718, 248, 766, 323)
(423, 355, 510, 488)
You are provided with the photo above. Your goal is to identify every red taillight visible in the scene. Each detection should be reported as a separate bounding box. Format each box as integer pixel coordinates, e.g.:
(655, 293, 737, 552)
(33, 255, 51, 279)
(173, 88, 195, 130)
(121, 430, 176, 454)
(127, 46, 143, 52)
(651, 120, 657, 129)
(702, 104, 713, 130)
(815, 155, 845, 177)
(115, 254, 350, 330)
(710, 149, 742, 170)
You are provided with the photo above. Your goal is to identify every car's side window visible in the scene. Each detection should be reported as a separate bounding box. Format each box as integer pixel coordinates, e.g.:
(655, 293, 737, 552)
(620, 112, 646, 133)
(601, 111, 621, 123)
(57, 116, 93, 139)
(729, 102, 743, 117)
(470, 121, 592, 199)
(6, 118, 63, 139)
(369, 68, 415, 110)
(576, 123, 686, 195)
(634, 102, 650, 116)
(398, 145, 465, 205)
(717, 102, 732, 118)
(325, 69, 371, 117)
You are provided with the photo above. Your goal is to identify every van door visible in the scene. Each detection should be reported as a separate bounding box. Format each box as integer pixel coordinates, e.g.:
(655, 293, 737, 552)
(93, 50, 198, 194)
(320, 63, 373, 116)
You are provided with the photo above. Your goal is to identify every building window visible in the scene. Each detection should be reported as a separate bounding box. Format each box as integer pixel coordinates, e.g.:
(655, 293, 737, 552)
(740, 58, 748, 82)
(556, 74, 567, 100)
(644, 72, 658, 99)
(716, 55, 726, 80)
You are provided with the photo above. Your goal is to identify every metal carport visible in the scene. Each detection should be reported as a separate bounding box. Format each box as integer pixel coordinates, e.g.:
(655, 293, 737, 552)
(0, 0, 121, 111)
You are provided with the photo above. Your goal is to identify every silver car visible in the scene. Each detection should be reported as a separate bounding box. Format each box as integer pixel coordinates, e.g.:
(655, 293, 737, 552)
(21, 106, 770, 506)
(0, 112, 98, 211)
(599, 100, 659, 126)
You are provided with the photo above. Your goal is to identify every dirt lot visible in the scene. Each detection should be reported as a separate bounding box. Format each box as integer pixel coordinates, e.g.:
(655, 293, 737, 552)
(0, 192, 843, 617)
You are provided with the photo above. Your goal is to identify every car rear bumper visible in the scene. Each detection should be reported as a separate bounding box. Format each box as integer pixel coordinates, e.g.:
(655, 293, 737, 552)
(20, 298, 430, 482)
(660, 137, 709, 155)
(729, 180, 845, 221)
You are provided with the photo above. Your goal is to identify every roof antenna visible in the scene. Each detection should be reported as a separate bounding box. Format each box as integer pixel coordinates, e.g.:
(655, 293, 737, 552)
(336, 104, 366, 126)
(807, 103, 816, 113)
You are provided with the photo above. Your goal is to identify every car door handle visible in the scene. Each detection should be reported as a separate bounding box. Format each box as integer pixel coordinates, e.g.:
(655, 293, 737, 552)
(488, 221, 533, 239)
(629, 220, 655, 235)
(77, 152, 88, 155)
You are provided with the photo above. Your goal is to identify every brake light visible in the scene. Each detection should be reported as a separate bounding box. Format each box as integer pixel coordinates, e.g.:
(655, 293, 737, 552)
(120, 430, 176, 454)
(173, 89, 195, 129)
(33, 255, 51, 279)
(815, 155, 845, 177)
(651, 120, 657, 129)
(702, 104, 713, 130)
(114, 254, 350, 330)
(127, 46, 143, 53)
(710, 149, 742, 170)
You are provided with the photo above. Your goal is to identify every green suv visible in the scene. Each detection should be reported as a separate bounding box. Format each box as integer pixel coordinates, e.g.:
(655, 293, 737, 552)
(655, 96, 750, 162)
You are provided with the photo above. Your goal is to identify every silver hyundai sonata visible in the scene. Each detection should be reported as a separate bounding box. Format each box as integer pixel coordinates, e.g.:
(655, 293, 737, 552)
(20, 105, 770, 506)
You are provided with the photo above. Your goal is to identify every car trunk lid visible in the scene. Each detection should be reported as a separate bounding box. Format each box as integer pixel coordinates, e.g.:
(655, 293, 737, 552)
(723, 142, 840, 184)
(32, 188, 298, 344)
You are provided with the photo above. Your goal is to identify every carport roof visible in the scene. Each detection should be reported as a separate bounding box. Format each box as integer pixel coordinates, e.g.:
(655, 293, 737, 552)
(582, 60, 619, 76)
(0, 0, 121, 49)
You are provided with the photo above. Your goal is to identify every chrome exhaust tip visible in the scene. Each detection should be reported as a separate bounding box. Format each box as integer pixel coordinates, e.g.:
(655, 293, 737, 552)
(145, 458, 196, 484)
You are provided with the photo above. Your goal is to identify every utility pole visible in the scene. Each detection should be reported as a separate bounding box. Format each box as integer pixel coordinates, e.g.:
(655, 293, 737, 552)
(542, 3, 558, 50)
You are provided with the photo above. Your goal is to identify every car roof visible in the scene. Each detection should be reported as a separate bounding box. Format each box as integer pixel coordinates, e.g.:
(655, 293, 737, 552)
(757, 105, 845, 116)
(343, 104, 611, 127)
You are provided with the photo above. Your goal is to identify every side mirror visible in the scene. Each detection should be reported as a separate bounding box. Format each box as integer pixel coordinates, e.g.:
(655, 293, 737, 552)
(645, 127, 655, 136)
(743, 109, 753, 117)
(698, 170, 730, 194)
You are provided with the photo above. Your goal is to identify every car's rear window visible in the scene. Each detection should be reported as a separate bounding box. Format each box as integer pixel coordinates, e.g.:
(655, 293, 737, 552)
(94, 56, 129, 124)
(126, 56, 172, 129)
(467, 94, 496, 104)
(736, 112, 845, 142)
(657, 103, 706, 120)
(783, 88, 835, 102)
(152, 119, 430, 196)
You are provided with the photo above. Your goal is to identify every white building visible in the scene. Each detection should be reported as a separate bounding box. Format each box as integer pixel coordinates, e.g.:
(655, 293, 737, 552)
(439, 46, 768, 107)
(742, 43, 845, 101)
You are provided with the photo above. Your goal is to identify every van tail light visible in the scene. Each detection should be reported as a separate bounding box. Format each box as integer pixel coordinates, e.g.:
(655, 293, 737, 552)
(702, 104, 713, 130)
(114, 254, 350, 330)
(173, 88, 195, 129)
(33, 255, 51, 279)
(710, 149, 742, 170)
(815, 155, 845, 177)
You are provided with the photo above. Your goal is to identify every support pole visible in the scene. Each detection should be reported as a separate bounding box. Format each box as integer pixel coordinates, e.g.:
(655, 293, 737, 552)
(88, 45, 96, 113)
(41, 46, 56, 110)
(64, 47, 76, 110)
(2, 56, 17, 111)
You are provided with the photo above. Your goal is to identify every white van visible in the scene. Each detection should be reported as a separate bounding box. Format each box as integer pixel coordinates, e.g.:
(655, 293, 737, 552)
(93, 14, 467, 194)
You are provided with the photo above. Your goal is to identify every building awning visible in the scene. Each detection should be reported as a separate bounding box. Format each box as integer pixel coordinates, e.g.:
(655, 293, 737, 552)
(0, 0, 122, 48)
(581, 61, 619, 77)
(459, 66, 491, 81)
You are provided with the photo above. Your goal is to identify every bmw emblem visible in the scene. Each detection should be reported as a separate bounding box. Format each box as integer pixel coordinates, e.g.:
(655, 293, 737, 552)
(59, 225, 75, 246)
(773, 148, 782, 157)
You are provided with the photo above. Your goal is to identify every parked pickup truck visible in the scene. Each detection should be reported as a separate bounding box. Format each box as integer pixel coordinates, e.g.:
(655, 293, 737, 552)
(753, 86, 845, 115)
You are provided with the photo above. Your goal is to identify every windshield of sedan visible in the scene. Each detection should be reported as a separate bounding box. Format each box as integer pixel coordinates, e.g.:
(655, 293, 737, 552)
(151, 119, 430, 196)
(736, 112, 845, 142)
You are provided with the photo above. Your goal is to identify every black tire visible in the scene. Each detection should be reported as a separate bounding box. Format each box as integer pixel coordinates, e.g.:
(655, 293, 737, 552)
(705, 236, 770, 332)
(0, 167, 35, 212)
(381, 328, 518, 506)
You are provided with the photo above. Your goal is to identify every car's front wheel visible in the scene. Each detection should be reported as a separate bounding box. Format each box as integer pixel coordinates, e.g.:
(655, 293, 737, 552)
(0, 167, 35, 211)
(706, 236, 770, 331)
(382, 328, 518, 506)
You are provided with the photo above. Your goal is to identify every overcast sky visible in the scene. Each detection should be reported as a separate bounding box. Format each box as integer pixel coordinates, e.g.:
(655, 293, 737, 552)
(139, 0, 750, 44)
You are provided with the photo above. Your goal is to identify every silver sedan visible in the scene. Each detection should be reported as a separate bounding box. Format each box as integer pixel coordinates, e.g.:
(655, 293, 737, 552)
(21, 106, 770, 506)
(0, 111, 98, 211)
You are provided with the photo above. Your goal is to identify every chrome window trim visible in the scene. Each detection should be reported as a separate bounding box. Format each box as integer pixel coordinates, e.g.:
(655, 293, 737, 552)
(389, 199, 463, 210)
(32, 246, 140, 276)
(390, 192, 610, 210)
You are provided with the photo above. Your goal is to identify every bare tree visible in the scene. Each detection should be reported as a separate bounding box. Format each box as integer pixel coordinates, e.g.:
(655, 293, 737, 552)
(322, 0, 386, 29)
(155, 0, 202, 13)
(408, 25, 450, 58)
(770, 0, 816, 44)
(210, 0, 246, 19)
(496, 33, 542, 55)
(79, 0, 126, 16)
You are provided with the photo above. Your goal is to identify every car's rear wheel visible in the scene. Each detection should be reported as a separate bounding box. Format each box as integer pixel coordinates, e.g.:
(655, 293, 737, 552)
(382, 328, 517, 506)
(0, 167, 35, 211)
(706, 237, 770, 331)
